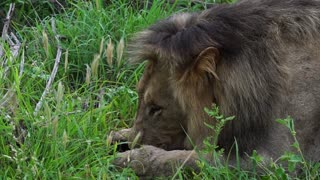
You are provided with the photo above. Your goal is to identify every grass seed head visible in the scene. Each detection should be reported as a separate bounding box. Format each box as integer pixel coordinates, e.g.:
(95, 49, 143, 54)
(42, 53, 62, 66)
(106, 39, 114, 66)
(99, 38, 104, 55)
(91, 54, 100, 79)
(62, 130, 68, 148)
(64, 49, 69, 73)
(56, 81, 64, 106)
(42, 31, 49, 58)
(116, 37, 124, 67)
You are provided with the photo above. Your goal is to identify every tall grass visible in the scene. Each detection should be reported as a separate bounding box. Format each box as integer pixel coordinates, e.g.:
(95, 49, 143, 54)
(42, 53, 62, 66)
(1, 0, 176, 178)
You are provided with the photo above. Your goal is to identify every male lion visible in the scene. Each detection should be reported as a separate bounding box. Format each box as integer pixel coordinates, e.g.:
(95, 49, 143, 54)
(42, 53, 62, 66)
(111, 0, 320, 177)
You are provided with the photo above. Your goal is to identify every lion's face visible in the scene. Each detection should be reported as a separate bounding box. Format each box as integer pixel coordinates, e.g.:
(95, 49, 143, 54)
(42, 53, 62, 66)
(133, 62, 187, 150)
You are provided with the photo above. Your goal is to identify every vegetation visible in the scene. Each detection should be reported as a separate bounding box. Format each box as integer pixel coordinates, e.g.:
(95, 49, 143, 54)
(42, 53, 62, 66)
(0, 0, 319, 179)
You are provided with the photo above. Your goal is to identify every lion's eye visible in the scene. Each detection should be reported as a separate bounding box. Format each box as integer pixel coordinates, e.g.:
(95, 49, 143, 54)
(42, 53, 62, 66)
(148, 105, 162, 116)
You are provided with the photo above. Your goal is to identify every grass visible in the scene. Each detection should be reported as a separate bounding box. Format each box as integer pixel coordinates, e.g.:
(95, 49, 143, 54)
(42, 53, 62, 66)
(0, 0, 319, 179)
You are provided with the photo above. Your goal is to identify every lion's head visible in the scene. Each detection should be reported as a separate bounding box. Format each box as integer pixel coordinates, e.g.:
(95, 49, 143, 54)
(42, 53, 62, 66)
(132, 61, 188, 150)
(128, 13, 221, 150)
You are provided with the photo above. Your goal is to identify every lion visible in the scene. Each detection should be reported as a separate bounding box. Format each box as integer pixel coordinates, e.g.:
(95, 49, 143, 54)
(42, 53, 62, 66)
(111, 0, 320, 177)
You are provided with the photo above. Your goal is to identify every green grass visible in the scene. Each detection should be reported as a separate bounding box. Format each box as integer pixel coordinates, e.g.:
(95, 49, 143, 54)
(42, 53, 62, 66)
(0, 1, 185, 178)
(0, 0, 319, 179)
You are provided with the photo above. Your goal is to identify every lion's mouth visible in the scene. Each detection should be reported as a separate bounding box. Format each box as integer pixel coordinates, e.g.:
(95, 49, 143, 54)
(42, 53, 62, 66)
(116, 141, 131, 152)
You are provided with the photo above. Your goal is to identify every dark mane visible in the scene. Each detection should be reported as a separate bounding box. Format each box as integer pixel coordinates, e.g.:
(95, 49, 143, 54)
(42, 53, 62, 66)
(129, 0, 320, 65)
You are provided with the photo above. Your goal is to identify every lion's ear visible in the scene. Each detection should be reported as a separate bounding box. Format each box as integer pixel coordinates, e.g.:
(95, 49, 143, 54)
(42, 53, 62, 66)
(193, 47, 219, 79)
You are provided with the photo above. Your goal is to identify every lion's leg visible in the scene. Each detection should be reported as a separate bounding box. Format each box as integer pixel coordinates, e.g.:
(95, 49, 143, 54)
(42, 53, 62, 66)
(113, 145, 199, 177)
(111, 141, 286, 177)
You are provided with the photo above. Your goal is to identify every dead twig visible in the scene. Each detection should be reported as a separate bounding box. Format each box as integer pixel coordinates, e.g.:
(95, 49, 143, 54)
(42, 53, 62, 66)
(1, 3, 15, 40)
(2, 32, 22, 78)
(0, 88, 16, 109)
(0, 3, 15, 58)
(34, 18, 62, 116)
(0, 3, 22, 110)
(0, 3, 20, 79)
(0, 3, 27, 147)
(0, 47, 24, 109)
(19, 48, 25, 77)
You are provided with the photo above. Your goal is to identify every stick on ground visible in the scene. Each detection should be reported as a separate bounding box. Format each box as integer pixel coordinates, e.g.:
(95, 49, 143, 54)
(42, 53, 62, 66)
(34, 18, 62, 116)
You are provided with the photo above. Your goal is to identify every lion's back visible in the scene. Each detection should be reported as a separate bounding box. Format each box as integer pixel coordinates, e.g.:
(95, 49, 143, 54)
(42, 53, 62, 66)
(285, 44, 320, 161)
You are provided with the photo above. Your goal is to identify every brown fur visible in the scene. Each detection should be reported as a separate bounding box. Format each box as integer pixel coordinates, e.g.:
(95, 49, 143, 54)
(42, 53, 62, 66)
(112, 0, 320, 177)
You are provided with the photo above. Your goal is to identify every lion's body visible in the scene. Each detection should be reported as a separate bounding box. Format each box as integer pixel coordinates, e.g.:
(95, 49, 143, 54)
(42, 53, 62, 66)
(285, 46, 320, 161)
(113, 0, 320, 176)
